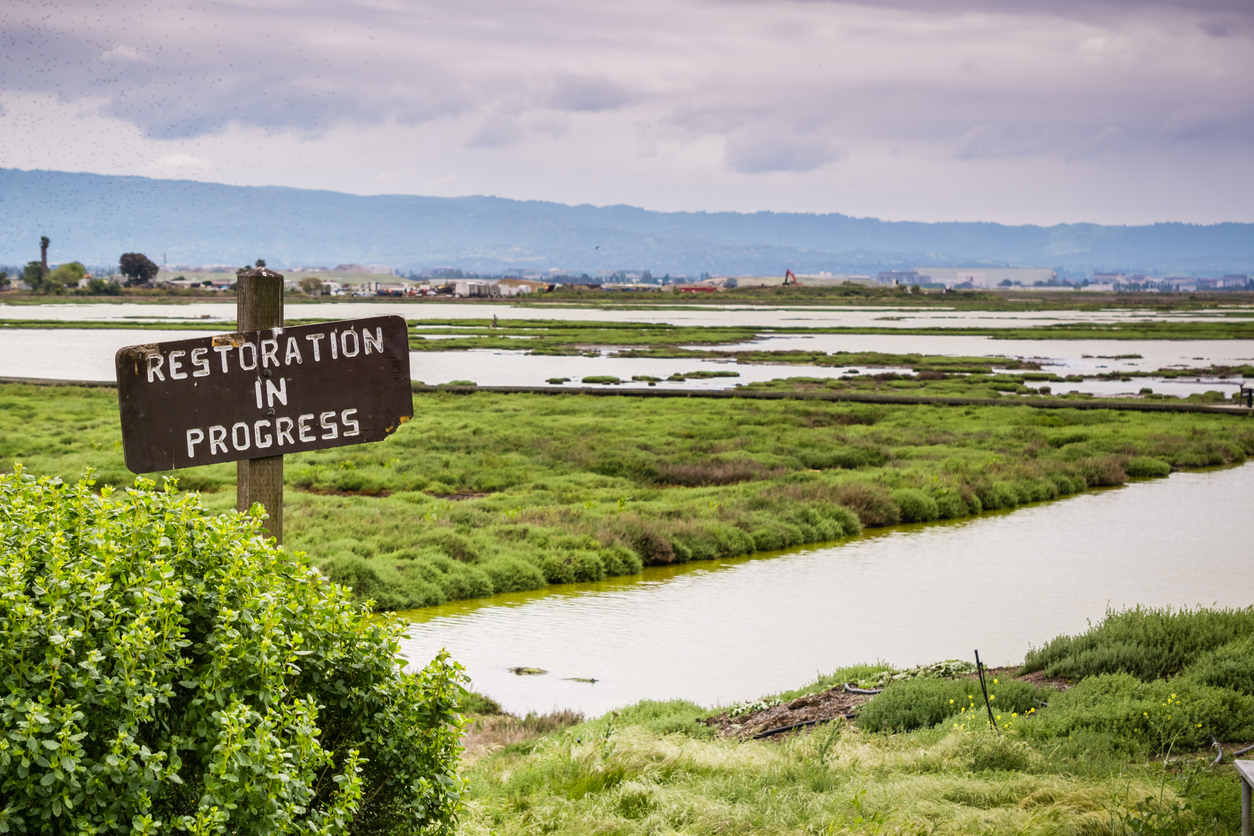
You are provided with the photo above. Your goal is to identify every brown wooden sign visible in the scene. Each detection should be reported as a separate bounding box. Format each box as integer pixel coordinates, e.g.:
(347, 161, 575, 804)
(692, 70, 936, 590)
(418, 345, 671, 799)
(116, 315, 413, 473)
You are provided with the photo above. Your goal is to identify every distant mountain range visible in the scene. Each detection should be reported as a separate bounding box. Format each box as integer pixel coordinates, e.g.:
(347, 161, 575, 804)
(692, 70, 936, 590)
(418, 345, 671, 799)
(1, 168, 1251, 277)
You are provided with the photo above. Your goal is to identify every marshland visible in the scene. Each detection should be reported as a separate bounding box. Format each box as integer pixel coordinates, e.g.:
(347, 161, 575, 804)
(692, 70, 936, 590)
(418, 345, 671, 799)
(4, 290, 1254, 833)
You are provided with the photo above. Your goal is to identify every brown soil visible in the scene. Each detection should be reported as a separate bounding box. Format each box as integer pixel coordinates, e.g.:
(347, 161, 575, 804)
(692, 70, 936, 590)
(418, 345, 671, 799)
(701, 687, 872, 740)
(704, 668, 1072, 741)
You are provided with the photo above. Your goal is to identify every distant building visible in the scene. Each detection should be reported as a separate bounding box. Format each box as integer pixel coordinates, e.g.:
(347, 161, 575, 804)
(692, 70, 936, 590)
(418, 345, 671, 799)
(912, 267, 1056, 287)
(877, 271, 922, 285)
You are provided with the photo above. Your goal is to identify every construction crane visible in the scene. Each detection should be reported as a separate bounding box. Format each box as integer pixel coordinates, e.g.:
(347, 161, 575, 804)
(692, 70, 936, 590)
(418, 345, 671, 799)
(783, 269, 802, 287)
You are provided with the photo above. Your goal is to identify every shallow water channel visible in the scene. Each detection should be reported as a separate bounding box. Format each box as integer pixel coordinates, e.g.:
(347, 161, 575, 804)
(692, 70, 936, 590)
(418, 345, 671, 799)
(399, 463, 1254, 716)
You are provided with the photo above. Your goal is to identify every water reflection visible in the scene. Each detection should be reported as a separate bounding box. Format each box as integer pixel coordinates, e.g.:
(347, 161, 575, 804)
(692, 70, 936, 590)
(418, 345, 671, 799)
(399, 465, 1254, 716)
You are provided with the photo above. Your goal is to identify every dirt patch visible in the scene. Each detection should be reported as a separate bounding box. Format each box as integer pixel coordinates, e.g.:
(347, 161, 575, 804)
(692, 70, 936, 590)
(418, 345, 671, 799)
(702, 687, 872, 740)
(705, 668, 1071, 741)
(428, 491, 491, 501)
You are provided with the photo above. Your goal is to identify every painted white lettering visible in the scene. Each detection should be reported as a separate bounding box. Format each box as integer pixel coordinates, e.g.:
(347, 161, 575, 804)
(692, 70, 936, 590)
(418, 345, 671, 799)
(208, 425, 228, 455)
(213, 344, 232, 373)
(340, 329, 360, 357)
(146, 353, 165, 383)
(329, 331, 339, 359)
(260, 338, 280, 368)
(254, 420, 273, 448)
(319, 411, 338, 440)
(297, 413, 315, 442)
(304, 333, 324, 361)
(342, 408, 360, 437)
(363, 327, 383, 355)
(231, 422, 250, 451)
(275, 417, 295, 446)
(284, 337, 303, 365)
(266, 377, 288, 407)
(191, 347, 210, 377)
(168, 350, 188, 380)
(186, 428, 205, 458)
(254, 379, 264, 409)
(238, 342, 258, 371)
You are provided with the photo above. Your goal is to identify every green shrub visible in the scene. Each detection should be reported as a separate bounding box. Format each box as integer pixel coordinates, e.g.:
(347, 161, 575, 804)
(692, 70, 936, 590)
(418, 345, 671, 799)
(598, 544, 643, 575)
(932, 490, 968, 519)
(890, 488, 940, 523)
(1020, 673, 1254, 751)
(1126, 456, 1173, 478)
(857, 677, 1046, 734)
(834, 482, 899, 526)
(0, 470, 465, 834)
(797, 446, 889, 470)
(417, 529, 482, 563)
(976, 481, 1019, 511)
(1184, 634, 1254, 694)
(481, 557, 547, 593)
(1021, 605, 1254, 681)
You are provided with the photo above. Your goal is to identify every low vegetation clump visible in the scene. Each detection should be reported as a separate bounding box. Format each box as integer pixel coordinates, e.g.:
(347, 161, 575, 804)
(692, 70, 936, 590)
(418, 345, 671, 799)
(4, 384, 1254, 608)
(0, 468, 466, 834)
(459, 607, 1254, 835)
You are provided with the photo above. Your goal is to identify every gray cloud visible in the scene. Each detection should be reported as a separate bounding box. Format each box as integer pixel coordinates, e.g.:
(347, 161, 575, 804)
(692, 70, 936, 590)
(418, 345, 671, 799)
(724, 128, 845, 173)
(543, 73, 637, 113)
(2, 0, 1252, 222)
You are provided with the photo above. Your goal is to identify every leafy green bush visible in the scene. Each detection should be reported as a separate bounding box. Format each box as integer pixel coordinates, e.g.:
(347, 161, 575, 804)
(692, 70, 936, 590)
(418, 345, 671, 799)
(0, 470, 466, 834)
(1184, 635, 1254, 695)
(480, 557, 547, 593)
(857, 678, 1046, 734)
(890, 488, 940, 523)
(1020, 674, 1254, 751)
(1021, 605, 1254, 681)
(1126, 456, 1173, 478)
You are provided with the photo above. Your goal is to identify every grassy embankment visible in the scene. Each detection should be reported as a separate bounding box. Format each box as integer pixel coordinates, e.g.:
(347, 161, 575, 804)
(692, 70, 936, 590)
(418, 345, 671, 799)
(3, 382, 1253, 610)
(457, 606, 1254, 835)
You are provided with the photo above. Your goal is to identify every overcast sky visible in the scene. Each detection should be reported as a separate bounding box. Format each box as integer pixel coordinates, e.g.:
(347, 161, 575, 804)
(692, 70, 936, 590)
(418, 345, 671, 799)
(2, 0, 1252, 225)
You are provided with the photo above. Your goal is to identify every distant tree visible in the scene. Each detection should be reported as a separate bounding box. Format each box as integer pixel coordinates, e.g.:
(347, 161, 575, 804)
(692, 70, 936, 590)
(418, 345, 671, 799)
(45, 261, 87, 294)
(86, 277, 122, 296)
(255, 258, 266, 268)
(642, 269, 653, 282)
(298, 276, 324, 296)
(0, 271, 8, 290)
(39, 236, 49, 282)
(23, 261, 44, 292)
(119, 253, 159, 286)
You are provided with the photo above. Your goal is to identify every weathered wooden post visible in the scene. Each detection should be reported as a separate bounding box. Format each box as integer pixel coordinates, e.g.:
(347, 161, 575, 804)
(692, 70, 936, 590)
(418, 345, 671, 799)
(235, 267, 286, 541)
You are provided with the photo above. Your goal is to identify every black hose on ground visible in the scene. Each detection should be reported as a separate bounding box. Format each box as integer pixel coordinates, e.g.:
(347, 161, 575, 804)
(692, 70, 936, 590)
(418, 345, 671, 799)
(843, 683, 883, 695)
(751, 714, 857, 739)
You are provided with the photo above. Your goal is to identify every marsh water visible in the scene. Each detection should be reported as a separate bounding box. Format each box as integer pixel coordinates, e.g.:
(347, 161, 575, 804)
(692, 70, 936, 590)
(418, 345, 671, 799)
(399, 463, 1254, 716)
(3, 301, 1254, 392)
